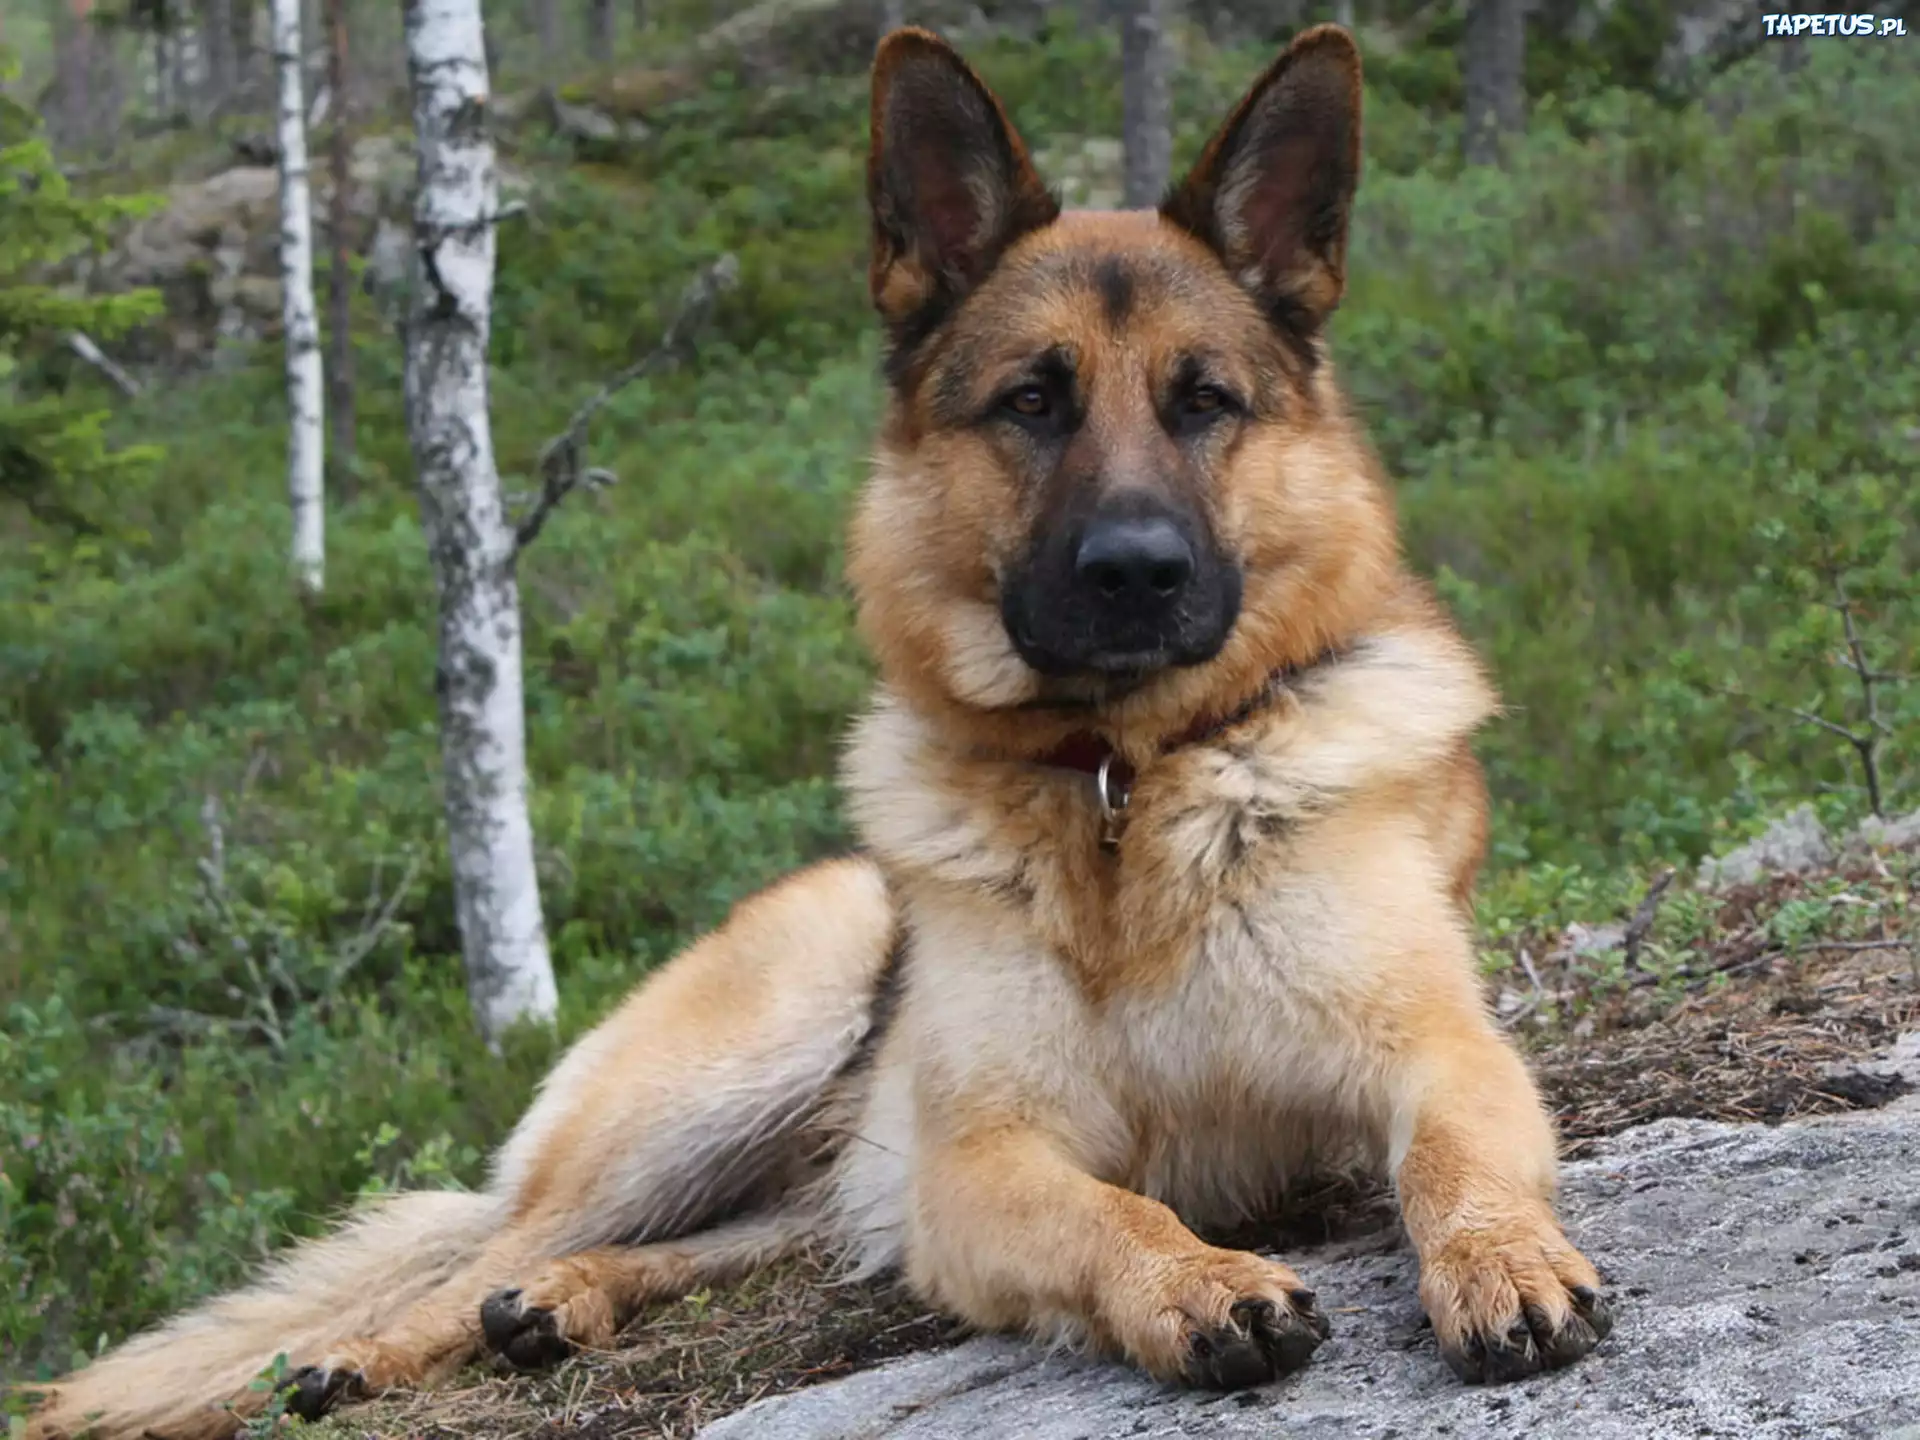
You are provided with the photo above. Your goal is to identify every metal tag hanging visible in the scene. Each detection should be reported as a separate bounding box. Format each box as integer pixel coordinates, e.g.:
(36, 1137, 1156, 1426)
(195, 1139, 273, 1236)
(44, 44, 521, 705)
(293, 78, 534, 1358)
(1095, 754, 1132, 853)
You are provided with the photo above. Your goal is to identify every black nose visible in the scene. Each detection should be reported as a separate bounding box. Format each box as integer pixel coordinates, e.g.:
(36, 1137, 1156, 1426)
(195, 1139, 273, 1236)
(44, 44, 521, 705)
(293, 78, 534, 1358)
(1074, 516, 1194, 611)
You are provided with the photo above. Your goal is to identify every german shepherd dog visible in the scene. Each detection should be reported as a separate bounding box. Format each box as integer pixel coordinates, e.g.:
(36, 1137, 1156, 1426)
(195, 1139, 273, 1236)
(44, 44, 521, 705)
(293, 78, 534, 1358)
(29, 25, 1612, 1440)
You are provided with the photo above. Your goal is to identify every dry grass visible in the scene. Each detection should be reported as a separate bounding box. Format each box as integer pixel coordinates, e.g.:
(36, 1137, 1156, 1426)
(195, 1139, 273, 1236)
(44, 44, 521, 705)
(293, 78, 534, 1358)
(311, 846, 1917, 1439)
(310, 1260, 958, 1440)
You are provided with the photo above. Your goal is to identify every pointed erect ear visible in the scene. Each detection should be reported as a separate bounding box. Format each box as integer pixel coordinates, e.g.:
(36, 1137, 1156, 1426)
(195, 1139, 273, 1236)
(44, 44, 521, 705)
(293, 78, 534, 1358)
(867, 29, 1059, 345)
(1160, 25, 1363, 340)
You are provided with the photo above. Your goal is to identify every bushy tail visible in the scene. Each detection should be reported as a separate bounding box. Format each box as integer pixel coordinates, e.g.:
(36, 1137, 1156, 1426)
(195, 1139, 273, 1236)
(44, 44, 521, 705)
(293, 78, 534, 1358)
(23, 1189, 503, 1440)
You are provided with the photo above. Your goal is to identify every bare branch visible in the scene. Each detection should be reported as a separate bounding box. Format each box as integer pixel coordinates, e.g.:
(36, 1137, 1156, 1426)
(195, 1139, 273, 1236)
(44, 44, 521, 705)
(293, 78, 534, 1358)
(329, 849, 424, 992)
(1831, 571, 1887, 818)
(513, 253, 741, 556)
(1778, 702, 1869, 746)
(1787, 938, 1910, 954)
(1707, 684, 1866, 745)
(67, 331, 141, 398)
(1622, 867, 1676, 971)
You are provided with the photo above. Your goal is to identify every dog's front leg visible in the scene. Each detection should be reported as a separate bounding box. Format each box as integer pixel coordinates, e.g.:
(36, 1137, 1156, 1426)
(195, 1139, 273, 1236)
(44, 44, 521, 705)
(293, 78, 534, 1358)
(1392, 1018, 1614, 1383)
(907, 1121, 1329, 1388)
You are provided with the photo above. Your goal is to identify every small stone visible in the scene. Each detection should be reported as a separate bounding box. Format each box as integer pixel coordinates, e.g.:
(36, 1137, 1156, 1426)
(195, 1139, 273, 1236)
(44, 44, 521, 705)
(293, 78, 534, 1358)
(1848, 808, 1920, 855)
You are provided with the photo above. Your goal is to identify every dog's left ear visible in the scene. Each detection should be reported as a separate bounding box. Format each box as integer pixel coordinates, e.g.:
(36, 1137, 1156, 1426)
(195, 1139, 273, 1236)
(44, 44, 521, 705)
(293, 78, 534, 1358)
(1161, 25, 1362, 338)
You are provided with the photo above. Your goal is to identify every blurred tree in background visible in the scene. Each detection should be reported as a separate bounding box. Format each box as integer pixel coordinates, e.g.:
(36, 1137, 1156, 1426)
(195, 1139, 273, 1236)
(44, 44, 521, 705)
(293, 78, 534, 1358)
(0, 61, 159, 531)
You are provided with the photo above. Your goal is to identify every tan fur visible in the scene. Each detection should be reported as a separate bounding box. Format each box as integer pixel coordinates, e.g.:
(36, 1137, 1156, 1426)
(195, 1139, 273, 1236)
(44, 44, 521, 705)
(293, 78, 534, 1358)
(25, 26, 1609, 1439)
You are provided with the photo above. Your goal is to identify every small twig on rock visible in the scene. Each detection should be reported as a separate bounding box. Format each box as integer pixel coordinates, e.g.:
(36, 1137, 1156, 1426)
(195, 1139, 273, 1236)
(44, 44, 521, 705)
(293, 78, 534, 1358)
(1622, 867, 1677, 971)
(1788, 937, 1909, 955)
(67, 331, 141, 398)
(513, 253, 740, 556)
(1682, 935, 1910, 989)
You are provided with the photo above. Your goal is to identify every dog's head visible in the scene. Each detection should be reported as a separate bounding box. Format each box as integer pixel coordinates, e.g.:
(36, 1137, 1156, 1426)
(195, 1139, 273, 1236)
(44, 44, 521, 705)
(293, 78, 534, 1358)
(848, 26, 1400, 749)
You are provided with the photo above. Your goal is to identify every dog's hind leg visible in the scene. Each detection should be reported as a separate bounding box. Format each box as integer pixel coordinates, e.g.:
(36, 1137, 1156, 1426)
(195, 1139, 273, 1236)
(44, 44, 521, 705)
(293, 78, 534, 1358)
(287, 858, 898, 1413)
(478, 1208, 818, 1368)
(278, 1227, 546, 1418)
(485, 856, 898, 1258)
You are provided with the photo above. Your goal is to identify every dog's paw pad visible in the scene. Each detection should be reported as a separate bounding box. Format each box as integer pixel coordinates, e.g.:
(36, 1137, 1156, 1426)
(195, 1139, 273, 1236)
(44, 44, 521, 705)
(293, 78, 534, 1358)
(481, 1287, 574, 1371)
(279, 1364, 364, 1421)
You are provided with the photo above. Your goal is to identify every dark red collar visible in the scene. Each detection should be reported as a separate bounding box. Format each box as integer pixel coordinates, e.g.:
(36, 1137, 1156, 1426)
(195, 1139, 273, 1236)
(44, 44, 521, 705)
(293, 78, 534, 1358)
(1036, 652, 1332, 778)
(1033, 651, 1338, 850)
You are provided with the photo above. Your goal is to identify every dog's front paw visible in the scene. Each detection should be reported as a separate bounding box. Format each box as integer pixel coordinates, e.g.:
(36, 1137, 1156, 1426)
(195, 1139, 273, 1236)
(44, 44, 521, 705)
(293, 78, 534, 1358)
(1419, 1220, 1614, 1383)
(1117, 1247, 1330, 1389)
(1182, 1291, 1331, 1389)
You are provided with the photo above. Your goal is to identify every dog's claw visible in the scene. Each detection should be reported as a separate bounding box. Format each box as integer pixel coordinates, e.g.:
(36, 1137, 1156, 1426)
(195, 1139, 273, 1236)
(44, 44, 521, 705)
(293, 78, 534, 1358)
(1439, 1285, 1614, 1384)
(1181, 1292, 1330, 1389)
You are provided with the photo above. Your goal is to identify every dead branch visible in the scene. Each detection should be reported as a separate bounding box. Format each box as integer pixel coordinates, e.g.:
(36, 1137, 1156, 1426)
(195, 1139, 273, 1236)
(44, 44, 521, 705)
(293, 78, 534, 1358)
(1709, 681, 1885, 816)
(1622, 866, 1677, 971)
(67, 331, 141, 398)
(329, 848, 424, 992)
(1828, 569, 1895, 817)
(513, 253, 740, 556)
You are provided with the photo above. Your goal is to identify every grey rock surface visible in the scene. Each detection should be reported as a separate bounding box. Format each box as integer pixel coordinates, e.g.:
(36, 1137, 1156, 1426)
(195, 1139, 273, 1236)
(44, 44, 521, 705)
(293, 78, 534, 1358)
(1698, 804, 1836, 890)
(701, 1100, 1920, 1440)
(1849, 807, 1920, 856)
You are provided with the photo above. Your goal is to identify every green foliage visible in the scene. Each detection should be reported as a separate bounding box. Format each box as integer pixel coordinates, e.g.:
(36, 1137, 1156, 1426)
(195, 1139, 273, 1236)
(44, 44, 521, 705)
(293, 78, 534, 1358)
(1685, 466, 1916, 820)
(0, 71, 163, 533)
(1346, 43, 1919, 862)
(2, 24, 1917, 1385)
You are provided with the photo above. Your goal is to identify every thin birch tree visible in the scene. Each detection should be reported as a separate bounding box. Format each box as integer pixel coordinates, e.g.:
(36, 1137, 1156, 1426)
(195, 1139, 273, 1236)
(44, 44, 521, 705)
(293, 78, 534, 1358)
(402, 0, 559, 1046)
(271, 0, 325, 592)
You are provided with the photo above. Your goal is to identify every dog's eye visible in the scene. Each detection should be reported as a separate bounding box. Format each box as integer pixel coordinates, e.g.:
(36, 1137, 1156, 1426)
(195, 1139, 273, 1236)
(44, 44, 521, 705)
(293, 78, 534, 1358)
(1004, 385, 1051, 419)
(1184, 386, 1228, 417)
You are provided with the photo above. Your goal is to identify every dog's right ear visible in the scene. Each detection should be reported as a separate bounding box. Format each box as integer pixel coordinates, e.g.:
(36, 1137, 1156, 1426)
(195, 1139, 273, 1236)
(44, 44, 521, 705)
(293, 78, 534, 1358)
(868, 29, 1058, 348)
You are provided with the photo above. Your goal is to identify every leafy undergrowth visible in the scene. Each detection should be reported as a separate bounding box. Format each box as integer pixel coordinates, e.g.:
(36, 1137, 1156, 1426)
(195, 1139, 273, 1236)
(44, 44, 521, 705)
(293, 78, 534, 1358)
(1508, 841, 1917, 1151)
(301, 839, 1919, 1440)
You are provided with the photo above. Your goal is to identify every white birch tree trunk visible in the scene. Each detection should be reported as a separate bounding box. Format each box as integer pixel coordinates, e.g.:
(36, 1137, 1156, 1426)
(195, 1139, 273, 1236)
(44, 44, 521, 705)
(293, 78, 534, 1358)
(403, 0, 559, 1046)
(271, 0, 325, 593)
